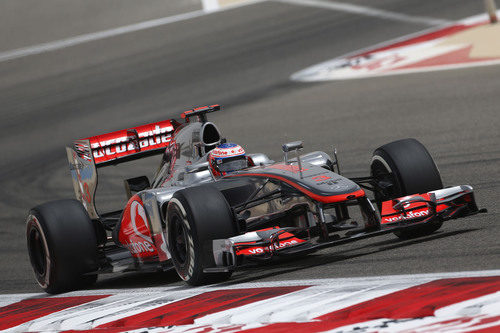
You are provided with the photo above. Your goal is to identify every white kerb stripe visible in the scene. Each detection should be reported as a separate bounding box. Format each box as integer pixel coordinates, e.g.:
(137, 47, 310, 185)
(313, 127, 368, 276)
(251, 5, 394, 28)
(273, 0, 453, 26)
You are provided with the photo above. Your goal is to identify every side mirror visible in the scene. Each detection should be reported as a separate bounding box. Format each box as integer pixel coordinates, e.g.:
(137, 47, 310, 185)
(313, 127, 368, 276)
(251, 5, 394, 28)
(282, 141, 303, 153)
(124, 176, 150, 198)
(282, 141, 305, 178)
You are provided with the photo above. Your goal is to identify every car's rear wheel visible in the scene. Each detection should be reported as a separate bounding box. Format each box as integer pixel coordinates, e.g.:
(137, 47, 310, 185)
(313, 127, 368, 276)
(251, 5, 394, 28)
(371, 138, 443, 239)
(26, 199, 98, 294)
(166, 184, 237, 285)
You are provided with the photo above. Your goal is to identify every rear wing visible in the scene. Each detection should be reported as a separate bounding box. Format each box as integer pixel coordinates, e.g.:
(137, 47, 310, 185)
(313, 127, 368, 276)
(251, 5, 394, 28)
(66, 105, 221, 219)
(66, 119, 180, 218)
(85, 119, 178, 166)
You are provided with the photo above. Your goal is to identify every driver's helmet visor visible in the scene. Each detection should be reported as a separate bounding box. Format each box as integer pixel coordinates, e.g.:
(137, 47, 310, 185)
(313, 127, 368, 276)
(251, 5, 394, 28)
(217, 156, 248, 172)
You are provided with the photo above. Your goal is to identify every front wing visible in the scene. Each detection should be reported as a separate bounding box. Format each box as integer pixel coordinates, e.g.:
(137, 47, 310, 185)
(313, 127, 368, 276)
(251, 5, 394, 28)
(208, 185, 484, 273)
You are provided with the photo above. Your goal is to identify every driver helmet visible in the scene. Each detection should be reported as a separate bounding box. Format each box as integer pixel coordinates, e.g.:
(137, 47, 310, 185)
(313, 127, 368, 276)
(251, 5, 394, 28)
(208, 143, 248, 177)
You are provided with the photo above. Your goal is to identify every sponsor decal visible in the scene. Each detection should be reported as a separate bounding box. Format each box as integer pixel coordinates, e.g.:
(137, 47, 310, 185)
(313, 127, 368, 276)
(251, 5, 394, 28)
(381, 193, 434, 224)
(91, 125, 172, 159)
(86, 120, 175, 164)
(125, 241, 155, 254)
(239, 239, 301, 255)
(383, 208, 430, 223)
(211, 146, 245, 158)
(292, 13, 500, 81)
(73, 142, 92, 161)
(212, 148, 244, 157)
(119, 197, 158, 258)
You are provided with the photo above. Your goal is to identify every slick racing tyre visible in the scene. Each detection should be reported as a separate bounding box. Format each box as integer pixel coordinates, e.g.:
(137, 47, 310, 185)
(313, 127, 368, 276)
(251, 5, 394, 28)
(371, 138, 444, 239)
(26, 199, 98, 294)
(166, 184, 237, 286)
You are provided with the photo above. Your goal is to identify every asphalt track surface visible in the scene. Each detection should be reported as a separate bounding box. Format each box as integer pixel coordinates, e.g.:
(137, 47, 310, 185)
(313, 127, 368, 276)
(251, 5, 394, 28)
(0, 0, 498, 294)
(0, 0, 201, 52)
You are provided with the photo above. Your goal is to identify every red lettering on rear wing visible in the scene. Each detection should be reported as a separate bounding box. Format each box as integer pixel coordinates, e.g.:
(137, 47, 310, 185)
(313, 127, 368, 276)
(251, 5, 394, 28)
(82, 119, 180, 166)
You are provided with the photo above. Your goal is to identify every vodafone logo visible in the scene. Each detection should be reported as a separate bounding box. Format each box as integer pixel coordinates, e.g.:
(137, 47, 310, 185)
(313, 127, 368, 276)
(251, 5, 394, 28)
(211, 146, 244, 158)
(241, 240, 299, 255)
(127, 241, 154, 254)
(385, 209, 429, 223)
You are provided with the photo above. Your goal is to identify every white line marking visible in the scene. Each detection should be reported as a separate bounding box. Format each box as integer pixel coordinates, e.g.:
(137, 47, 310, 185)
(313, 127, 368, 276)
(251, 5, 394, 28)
(202, 0, 221, 12)
(273, 0, 453, 26)
(0, 0, 265, 63)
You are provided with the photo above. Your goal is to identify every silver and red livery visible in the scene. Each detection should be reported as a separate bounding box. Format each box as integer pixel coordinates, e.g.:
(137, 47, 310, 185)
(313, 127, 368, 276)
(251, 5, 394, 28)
(27, 104, 485, 293)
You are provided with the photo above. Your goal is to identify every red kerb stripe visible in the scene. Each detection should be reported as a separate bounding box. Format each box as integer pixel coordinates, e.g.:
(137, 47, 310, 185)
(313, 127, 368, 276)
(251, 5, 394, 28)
(0, 295, 109, 330)
(244, 276, 500, 332)
(99, 286, 307, 329)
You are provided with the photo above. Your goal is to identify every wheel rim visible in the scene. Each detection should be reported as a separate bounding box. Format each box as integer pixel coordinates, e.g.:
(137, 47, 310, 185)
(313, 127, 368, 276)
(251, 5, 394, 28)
(372, 160, 399, 198)
(372, 160, 391, 184)
(170, 214, 188, 267)
(28, 227, 47, 277)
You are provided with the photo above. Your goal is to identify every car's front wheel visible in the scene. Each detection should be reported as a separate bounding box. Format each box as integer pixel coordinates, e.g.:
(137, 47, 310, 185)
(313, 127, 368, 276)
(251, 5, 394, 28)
(166, 184, 237, 285)
(371, 138, 444, 239)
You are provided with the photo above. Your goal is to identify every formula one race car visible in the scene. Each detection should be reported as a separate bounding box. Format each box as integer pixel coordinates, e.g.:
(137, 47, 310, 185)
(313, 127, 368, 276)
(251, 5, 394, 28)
(26, 105, 485, 293)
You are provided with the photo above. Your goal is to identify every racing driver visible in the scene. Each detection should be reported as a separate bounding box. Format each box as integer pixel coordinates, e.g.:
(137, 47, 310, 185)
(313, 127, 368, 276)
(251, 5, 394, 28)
(208, 143, 248, 178)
